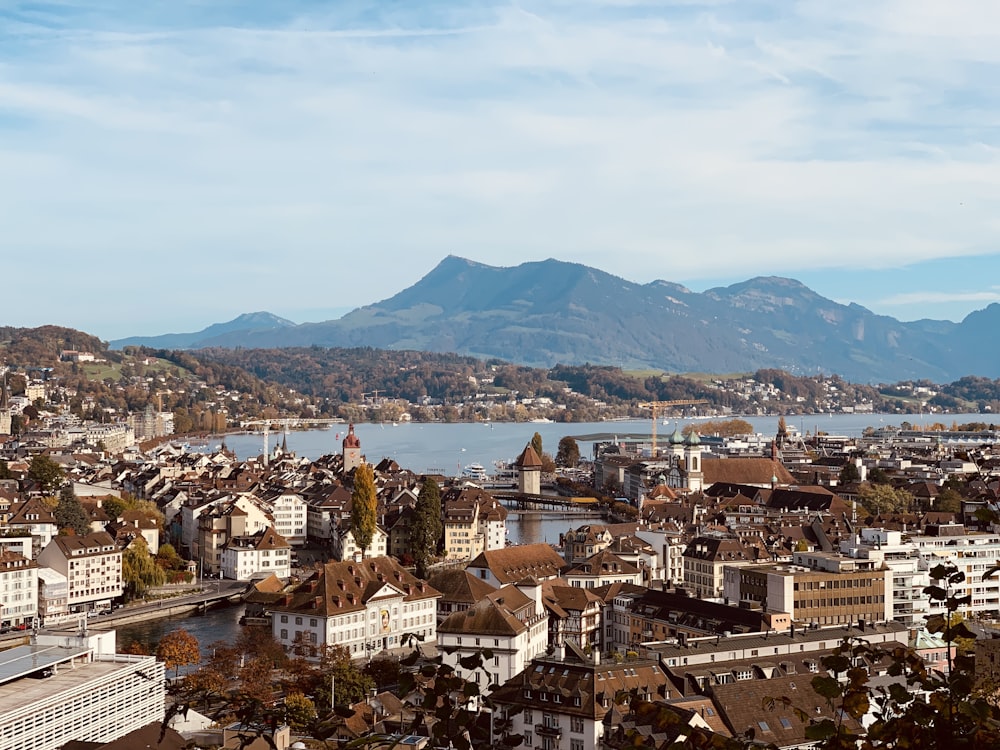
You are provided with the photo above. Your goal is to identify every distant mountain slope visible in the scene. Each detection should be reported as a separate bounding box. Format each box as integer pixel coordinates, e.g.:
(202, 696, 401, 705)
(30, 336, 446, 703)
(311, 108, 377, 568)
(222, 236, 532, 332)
(110, 312, 295, 350)
(114, 258, 1000, 381)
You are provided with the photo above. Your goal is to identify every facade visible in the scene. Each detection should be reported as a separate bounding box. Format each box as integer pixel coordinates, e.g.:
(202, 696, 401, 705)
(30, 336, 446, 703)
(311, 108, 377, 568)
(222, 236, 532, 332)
(221, 526, 292, 581)
(682, 536, 767, 599)
(268, 556, 440, 660)
(6, 498, 59, 558)
(441, 486, 508, 561)
(0, 549, 38, 630)
(0, 634, 165, 750)
(563, 550, 642, 590)
(265, 490, 309, 547)
(437, 584, 549, 690)
(839, 528, 931, 626)
(36, 532, 123, 613)
(910, 525, 1000, 618)
(333, 525, 388, 562)
(36, 568, 69, 626)
(722, 551, 892, 626)
(492, 647, 671, 750)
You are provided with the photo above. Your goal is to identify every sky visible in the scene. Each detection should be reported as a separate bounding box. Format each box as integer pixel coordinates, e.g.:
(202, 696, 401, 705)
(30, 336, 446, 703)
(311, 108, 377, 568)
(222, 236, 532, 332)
(2, 0, 999, 340)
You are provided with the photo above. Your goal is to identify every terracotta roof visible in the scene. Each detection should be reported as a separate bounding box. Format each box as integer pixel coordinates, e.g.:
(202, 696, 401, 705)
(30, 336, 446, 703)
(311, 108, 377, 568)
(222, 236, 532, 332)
(343, 423, 361, 449)
(438, 585, 534, 637)
(514, 443, 543, 469)
(50, 531, 119, 557)
(467, 543, 566, 584)
(566, 549, 640, 578)
(702, 458, 795, 486)
(426, 568, 498, 605)
(270, 556, 440, 617)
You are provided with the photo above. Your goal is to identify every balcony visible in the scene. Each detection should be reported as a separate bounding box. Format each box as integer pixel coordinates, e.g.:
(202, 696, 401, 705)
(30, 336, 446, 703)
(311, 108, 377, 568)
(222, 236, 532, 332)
(535, 723, 562, 738)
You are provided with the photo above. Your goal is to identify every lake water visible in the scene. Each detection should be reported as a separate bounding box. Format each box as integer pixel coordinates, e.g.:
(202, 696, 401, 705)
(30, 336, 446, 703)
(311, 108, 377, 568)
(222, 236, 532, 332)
(216, 413, 986, 475)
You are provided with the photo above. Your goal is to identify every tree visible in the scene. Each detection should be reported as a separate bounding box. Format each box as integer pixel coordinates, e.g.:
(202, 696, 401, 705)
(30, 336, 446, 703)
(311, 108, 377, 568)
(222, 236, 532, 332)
(838, 461, 861, 484)
(123, 536, 166, 601)
(102, 496, 126, 521)
(28, 454, 64, 494)
(350, 463, 377, 558)
(935, 487, 964, 513)
(54, 486, 90, 536)
(555, 436, 581, 468)
(773, 562, 1000, 749)
(412, 477, 443, 578)
(157, 628, 200, 679)
(283, 692, 318, 731)
(858, 483, 915, 516)
(531, 431, 543, 459)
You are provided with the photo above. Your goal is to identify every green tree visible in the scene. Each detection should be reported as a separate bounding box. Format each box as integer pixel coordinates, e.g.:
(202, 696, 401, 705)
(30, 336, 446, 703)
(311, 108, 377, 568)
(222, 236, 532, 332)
(102, 496, 126, 521)
(350, 463, 377, 558)
(555, 436, 581, 468)
(157, 628, 200, 679)
(531, 431, 543, 459)
(838, 461, 861, 484)
(412, 477, 443, 578)
(283, 692, 317, 731)
(28, 454, 64, 494)
(123, 536, 166, 600)
(935, 487, 963, 513)
(858, 483, 915, 516)
(54, 486, 90, 536)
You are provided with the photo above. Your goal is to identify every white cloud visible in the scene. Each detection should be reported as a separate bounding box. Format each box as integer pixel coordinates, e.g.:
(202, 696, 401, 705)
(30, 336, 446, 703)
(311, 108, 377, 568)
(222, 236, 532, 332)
(0, 1, 999, 336)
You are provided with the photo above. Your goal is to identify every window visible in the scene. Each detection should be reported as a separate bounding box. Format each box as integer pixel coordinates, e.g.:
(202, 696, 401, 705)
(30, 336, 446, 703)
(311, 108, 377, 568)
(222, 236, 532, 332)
(571, 717, 584, 733)
(523, 732, 532, 746)
(310, 618, 317, 626)
(571, 741, 584, 750)
(280, 615, 288, 623)
(758, 721, 771, 732)
(524, 710, 532, 724)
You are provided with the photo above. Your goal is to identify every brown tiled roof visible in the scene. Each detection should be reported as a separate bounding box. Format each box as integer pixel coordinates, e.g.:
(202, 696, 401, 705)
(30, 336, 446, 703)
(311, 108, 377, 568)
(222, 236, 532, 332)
(270, 556, 440, 617)
(566, 549, 640, 577)
(438, 585, 534, 637)
(711, 672, 863, 746)
(51, 531, 119, 557)
(514, 443, 543, 469)
(468, 543, 566, 584)
(702, 458, 795, 486)
(426, 568, 498, 605)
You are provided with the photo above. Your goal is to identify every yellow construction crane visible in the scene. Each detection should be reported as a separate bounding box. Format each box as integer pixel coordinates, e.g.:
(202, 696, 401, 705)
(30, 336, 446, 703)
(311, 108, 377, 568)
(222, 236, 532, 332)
(640, 400, 709, 455)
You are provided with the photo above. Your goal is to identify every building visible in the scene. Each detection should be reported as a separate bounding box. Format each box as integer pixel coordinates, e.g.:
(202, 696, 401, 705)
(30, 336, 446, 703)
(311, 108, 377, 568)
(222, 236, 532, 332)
(437, 583, 549, 690)
(563, 550, 642, 590)
(426, 568, 499, 623)
(268, 556, 440, 660)
(441, 486, 508, 561)
(221, 526, 292, 581)
(515, 443, 542, 496)
(6, 498, 59, 558)
(36, 531, 123, 614)
(36, 568, 69, 626)
(264, 490, 309, 547)
(723, 551, 892, 627)
(0, 631, 165, 750)
(491, 644, 672, 750)
(682, 536, 768, 599)
(467, 543, 566, 588)
(342, 424, 363, 472)
(333, 525, 388, 562)
(839, 528, 931, 626)
(0, 549, 38, 630)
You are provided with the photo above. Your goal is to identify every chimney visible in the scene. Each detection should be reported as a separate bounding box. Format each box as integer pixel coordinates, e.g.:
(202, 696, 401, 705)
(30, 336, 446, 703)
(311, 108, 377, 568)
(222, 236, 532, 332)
(593, 649, 600, 665)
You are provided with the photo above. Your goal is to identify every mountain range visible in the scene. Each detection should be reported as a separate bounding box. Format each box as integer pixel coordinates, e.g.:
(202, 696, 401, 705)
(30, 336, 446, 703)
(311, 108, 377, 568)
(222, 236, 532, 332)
(110, 257, 1000, 382)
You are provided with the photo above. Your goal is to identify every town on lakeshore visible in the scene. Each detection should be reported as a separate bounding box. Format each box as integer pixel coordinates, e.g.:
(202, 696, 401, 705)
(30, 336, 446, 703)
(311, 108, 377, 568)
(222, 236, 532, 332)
(4, 366, 1000, 749)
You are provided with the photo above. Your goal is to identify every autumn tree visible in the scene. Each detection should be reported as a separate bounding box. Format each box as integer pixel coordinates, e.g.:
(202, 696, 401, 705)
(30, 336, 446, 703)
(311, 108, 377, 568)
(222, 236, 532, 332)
(28, 454, 64, 494)
(54, 486, 90, 536)
(157, 628, 200, 679)
(351, 462, 377, 558)
(555, 436, 581, 468)
(284, 692, 318, 731)
(858, 483, 915, 516)
(412, 477, 443, 578)
(123, 536, 166, 601)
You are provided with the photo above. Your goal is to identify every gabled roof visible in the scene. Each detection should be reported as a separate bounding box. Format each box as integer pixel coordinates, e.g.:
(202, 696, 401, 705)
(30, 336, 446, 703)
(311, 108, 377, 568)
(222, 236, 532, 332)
(438, 586, 534, 637)
(426, 568, 498, 605)
(702, 458, 795, 487)
(514, 443, 543, 469)
(467, 543, 565, 584)
(565, 549, 640, 578)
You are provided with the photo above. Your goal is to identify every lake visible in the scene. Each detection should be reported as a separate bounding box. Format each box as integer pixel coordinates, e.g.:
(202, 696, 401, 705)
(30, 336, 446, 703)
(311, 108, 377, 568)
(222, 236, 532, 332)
(215, 413, 985, 475)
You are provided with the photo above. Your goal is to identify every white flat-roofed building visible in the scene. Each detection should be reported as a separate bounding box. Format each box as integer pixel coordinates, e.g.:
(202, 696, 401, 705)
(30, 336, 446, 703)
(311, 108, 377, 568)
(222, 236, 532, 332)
(0, 549, 38, 630)
(36, 568, 69, 626)
(37, 531, 123, 614)
(0, 634, 165, 750)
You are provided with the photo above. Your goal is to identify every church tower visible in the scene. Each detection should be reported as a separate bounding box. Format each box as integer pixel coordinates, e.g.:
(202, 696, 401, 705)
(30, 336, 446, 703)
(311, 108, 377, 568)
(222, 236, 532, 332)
(0, 377, 11, 436)
(342, 423, 362, 472)
(684, 431, 703, 492)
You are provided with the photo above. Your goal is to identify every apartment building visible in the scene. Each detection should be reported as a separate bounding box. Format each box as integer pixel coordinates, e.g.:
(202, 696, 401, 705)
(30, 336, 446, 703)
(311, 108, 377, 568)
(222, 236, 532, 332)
(37, 532, 123, 614)
(0, 549, 38, 630)
(723, 551, 892, 626)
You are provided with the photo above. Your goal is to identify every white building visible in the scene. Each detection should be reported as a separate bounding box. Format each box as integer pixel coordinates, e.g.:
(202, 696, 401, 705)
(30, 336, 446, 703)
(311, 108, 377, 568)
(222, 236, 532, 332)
(269, 556, 440, 661)
(265, 490, 309, 547)
(840, 528, 931, 626)
(437, 583, 549, 691)
(36, 568, 69, 626)
(221, 526, 292, 581)
(36, 532, 123, 614)
(0, 631, 165, 750)
(910, 525, 1000, 617)
(0, 550, 38, 630)
(333, 525, 388, 562)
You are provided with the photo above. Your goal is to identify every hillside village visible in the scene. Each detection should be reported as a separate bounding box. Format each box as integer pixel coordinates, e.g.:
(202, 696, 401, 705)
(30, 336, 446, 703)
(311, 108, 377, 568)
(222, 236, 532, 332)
(4, 371, 1000, 750)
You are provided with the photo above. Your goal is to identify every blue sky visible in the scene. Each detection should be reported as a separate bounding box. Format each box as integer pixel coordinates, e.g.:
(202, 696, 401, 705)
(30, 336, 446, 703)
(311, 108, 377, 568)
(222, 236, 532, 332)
(2, 0, 999, 339)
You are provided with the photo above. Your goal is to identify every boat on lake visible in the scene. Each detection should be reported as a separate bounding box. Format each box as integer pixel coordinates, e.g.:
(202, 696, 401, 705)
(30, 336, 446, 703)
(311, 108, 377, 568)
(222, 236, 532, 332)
(462, 463, 489, 481)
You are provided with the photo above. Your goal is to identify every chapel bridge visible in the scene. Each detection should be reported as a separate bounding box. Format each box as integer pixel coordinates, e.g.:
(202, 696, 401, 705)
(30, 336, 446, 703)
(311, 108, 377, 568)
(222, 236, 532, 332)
(489, 490, 602, 512)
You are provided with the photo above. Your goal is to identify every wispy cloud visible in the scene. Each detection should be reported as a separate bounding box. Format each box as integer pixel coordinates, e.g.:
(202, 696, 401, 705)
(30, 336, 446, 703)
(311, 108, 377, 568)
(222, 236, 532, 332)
(878, 290, 1000, 306)
(0, 1, 998, 336)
